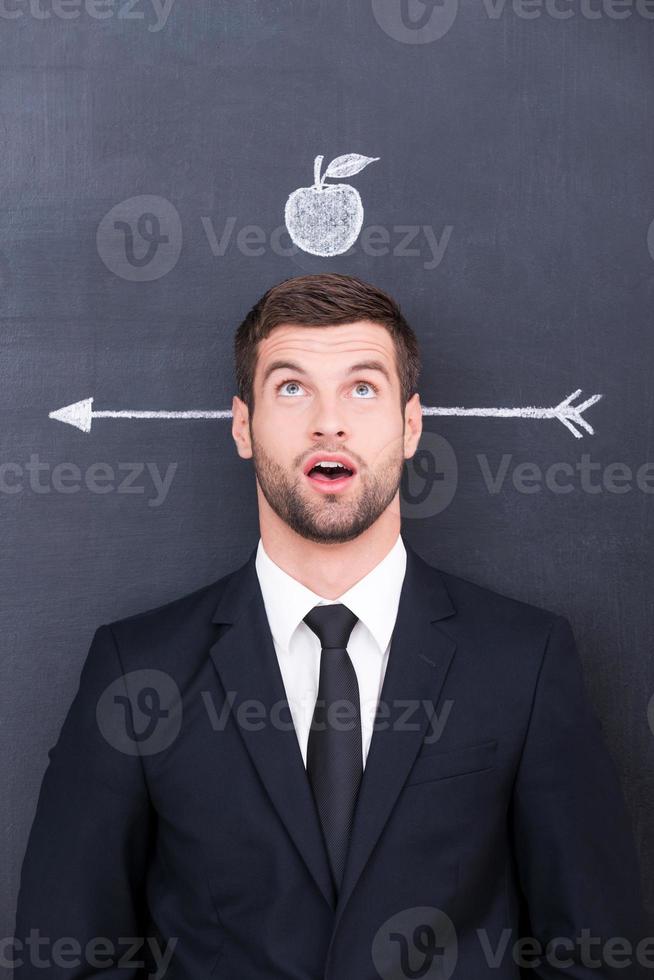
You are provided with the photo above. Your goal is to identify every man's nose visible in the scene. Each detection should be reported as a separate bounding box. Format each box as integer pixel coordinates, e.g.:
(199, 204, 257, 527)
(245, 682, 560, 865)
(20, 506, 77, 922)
(310, 410, 348, 439)
(307, 397, 349, 439)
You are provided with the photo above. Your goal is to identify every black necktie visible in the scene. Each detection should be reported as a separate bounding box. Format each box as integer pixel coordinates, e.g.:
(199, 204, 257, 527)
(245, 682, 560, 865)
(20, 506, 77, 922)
(302, 602, 362, 894)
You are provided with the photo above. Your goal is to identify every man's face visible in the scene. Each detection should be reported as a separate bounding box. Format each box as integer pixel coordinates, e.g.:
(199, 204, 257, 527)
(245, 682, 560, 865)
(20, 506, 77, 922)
(232, 320, 422, 545)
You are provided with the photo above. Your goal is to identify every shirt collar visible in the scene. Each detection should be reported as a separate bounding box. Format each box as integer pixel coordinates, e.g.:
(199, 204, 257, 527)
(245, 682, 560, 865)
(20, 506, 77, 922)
(255, 532, 407, 656)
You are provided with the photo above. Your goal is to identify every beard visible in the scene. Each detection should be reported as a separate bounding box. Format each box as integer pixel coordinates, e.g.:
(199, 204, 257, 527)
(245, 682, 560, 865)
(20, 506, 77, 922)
(249, 428, 405, 545)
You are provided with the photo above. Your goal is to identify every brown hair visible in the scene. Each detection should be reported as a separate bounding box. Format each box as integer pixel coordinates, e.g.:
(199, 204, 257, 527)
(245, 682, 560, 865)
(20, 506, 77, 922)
(234, 273, 421, 416)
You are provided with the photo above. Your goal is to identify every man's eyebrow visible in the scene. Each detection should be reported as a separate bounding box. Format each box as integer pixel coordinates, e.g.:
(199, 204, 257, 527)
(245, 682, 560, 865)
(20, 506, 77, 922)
(261, 359, 392, 386)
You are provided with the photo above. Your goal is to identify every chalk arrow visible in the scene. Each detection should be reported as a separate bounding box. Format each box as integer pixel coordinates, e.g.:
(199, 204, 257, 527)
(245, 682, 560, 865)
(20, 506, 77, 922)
(421, 388, 602, 439)
(48, 398, 233, 433)
(49, 389, 601, 439)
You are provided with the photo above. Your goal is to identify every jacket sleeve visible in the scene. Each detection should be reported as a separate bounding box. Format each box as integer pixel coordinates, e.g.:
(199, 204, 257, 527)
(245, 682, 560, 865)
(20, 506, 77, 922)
(511, 614, 648, 979)
(13, 624, 154, 978)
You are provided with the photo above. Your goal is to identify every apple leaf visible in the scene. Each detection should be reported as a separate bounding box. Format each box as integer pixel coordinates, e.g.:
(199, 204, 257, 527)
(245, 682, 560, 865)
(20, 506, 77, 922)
(323, 153, 380, 180)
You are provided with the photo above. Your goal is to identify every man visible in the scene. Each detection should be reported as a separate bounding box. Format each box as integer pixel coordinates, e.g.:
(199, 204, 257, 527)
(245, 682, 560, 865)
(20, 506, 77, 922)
(15, 273, 647, 979)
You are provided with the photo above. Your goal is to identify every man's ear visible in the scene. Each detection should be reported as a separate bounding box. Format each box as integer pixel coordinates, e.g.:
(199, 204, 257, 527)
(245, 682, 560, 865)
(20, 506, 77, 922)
(404, 392, 423, 460)
(232, 395, 253, 460)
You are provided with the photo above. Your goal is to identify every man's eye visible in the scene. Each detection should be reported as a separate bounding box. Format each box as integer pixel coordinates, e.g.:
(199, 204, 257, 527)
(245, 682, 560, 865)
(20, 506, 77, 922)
(277, 380, 304, 396)
(353, 381, 379, 397)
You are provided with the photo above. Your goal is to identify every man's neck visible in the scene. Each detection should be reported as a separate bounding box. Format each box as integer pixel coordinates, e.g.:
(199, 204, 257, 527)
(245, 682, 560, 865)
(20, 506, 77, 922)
(259, 520, 402, 600)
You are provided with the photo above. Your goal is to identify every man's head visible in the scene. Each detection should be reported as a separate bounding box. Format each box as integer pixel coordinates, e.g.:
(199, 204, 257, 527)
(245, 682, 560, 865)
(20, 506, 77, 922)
(232, 273, 423, 545)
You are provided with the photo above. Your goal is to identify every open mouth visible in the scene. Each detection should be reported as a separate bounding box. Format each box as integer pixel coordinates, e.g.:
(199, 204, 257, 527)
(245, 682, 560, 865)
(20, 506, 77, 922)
(304, 459, 356, 492)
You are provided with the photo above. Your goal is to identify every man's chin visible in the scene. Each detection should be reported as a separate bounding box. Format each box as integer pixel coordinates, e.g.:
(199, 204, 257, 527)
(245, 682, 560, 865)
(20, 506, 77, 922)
(301, 514, 358, 541)
(295, 525, 367, 545)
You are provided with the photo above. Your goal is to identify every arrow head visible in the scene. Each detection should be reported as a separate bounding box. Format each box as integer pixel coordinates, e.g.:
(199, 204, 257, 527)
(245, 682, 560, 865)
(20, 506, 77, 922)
(553, 389, 602, 438)
(49, 397, 94, 433)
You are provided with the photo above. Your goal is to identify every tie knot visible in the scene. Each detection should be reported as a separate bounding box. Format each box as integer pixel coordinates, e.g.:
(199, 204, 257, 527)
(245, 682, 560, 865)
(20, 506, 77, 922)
(302, 603, 359, 650)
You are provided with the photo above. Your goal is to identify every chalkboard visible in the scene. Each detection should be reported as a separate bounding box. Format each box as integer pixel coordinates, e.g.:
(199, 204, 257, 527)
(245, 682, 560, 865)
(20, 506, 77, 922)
(3, 0, 653, 953)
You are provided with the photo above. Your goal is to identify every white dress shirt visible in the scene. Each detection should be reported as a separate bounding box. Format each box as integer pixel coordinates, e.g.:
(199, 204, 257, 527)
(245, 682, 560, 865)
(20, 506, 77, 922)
(254, 533, 407, 770)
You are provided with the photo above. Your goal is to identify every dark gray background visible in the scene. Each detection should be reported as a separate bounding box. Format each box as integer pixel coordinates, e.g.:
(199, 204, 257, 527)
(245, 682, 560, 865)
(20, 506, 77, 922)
(2, 0, 653, 949)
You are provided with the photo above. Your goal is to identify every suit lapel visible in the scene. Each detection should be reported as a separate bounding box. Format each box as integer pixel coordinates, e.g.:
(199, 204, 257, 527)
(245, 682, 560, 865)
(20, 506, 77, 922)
(326, 540, 457, 952)
(208, 544, 337, 910)
(207, 537, 457, 927)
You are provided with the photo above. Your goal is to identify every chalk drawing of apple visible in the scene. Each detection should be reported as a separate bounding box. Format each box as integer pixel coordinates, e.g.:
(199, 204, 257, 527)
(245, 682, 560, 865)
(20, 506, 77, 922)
(284, 153, 380, 257)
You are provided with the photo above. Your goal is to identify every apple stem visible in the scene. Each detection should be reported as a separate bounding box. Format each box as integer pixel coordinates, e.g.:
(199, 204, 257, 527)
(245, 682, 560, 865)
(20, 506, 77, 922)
(313, 155, 324, 189)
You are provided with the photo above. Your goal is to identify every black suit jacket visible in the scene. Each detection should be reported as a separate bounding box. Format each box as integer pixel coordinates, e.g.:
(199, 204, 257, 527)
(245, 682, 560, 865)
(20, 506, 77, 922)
(14, 538, 647, 979)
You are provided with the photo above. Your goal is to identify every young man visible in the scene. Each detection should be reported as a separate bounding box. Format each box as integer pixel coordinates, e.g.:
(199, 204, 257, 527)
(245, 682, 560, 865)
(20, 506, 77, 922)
(15, 274, 647, 979)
